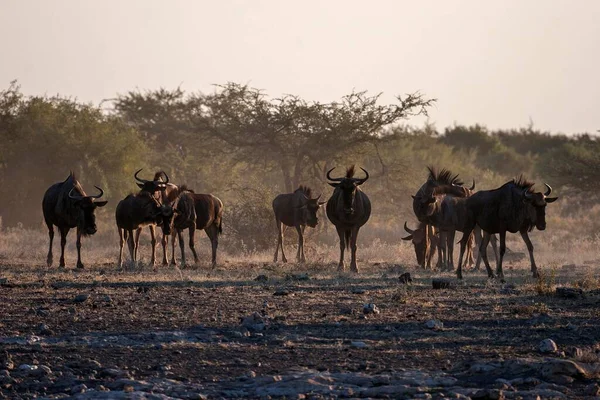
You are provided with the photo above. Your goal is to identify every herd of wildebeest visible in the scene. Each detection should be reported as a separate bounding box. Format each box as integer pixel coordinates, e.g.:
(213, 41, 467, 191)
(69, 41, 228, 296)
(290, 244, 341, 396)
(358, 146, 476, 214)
(41, 165, 558, 281)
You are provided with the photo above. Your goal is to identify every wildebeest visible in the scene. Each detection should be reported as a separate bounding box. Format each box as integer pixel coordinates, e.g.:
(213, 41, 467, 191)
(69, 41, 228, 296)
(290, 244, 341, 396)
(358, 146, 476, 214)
(170, 186, 224, 268)
(455, 177, 558, 280)
(272, 186, 326, 263)
(116, 191, 177, 268)
(42, 172, 107, 268)
(326, 165, 371, 273)
(401, 222, 439, 269)
(411, 167, 498, 274)
(133, 169, 179, 265)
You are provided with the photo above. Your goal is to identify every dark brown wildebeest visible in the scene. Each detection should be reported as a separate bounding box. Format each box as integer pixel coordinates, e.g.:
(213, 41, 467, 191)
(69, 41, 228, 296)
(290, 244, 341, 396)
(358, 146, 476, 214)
(455, 177, 558, 280)
(42, 172, 107, 268)
(402, 222, 439, 269)
(133, 169, 179, 265)
(170, 186, 224, 268)
(272, 186, 326, 263)
(116, 191, 177, 268)
(326, 166, 371, 273)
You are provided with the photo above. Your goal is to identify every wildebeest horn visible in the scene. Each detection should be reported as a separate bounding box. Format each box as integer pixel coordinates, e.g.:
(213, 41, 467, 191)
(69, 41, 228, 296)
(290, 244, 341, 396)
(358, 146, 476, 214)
(469, 179, 475, 191)
(326, 167, 343, 182)
(68, 187, 85, 201)
(523, 190, 533, 199)
(355, 167, 369, 185)
(544, 183, 552, 197)
(134, 168, 151, 184)
(90, 186, 104, 199)
(403, 221, 415, 234)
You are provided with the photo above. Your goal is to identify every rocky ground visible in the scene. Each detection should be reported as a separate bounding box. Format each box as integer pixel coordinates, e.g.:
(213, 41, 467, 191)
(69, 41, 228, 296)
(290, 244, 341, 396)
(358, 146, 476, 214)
(0, 261, 598, 399)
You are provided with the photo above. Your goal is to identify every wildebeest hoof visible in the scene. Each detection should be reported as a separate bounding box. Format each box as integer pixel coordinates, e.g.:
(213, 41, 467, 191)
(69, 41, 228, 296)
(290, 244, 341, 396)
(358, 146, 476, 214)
(76, 262, 85, 269)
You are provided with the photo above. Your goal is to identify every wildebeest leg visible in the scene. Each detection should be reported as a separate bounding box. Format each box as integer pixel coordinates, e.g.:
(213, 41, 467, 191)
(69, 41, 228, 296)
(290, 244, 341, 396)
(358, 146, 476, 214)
(178, 230, 186, 268)
(473, 227, 483, 271)
(295, 225, 306, 263)
(436, 232, 446, 270)
(520, 230, 539, 279)
(447, 230, 456, 272)
(46, 222, 54, 267)
(134, 228, 142, 261)
(118, 228, 125, 268)
(75, 228, 84, 269)
(170, 231, 177, 266)
(335, 226, 346, 271)
(127, 229, 136, 265)
(479, 232, 495, 278)
(161, 232, 169, 266)
(205, 224, 219, 268)
(349, 227, 360, 273)
(273, 219, 288, 263)
(456, 228, 473, 280)
(59, 227, 69, 268)
(149, 225, 157, 267)
(496, 231, 507, 282)
(490, 234, 500, 266)
(188, 225, 200, 265)
(465, 232, 475, 269)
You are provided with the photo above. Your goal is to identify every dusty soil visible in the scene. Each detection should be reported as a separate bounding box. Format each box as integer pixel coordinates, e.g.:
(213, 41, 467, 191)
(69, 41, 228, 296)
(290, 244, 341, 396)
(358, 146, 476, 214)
(0, 261, 598, 399)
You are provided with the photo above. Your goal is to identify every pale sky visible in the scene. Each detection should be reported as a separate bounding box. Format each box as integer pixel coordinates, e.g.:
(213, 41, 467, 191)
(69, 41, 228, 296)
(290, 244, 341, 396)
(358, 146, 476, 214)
(1, 0, 598, 134)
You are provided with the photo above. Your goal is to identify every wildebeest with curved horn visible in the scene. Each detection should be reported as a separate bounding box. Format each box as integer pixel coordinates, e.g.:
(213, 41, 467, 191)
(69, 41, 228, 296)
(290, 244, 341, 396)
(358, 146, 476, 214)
(42, 172, 107, 268)
(401, 222, 439, 269)
(116, 191, 177, 268)
(326, 165, 371, 273)
(411, 167, 498, 274)
(133, 169, 179, 265)
(272, 186, 326, 263)
(455, 176, 558, 280)
(170, 186, 224, 268)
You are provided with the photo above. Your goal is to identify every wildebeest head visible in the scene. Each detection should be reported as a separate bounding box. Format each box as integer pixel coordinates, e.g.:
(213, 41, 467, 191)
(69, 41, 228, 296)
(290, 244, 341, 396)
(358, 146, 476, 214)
(296, 189, 326, 227)
(401, 222, 429, 267)
(134, 169, 169, 193)
(68, 186, 108, 235)
(412, 167, 474, 220)
(522, 183, 558, 231)
(150, 199, 177, 235)
(327, 165, 369, 215)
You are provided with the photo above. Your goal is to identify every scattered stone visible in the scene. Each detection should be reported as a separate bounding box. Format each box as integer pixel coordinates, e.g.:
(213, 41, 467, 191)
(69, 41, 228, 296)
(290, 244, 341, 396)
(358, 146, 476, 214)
(585, 383, 600, 397)
(287, 273, 309, 281)
(398, 272, 412, 284)
(539, 338, 558, 353)
(351, 341, 367, 349)
(137, 286, 150, 294)
(71, 383, 87, 394)
(99, 295, 112, 303)
(254, 274, 269, 282)
(362, 303, 380, 315)
(351, 288, 366, 294)
(73, 294, 90, 303)
(425, 319, 444, 330)
(273, 289, 290, 296)
(432, 279, 451, 289)
(37, 323, 53, 336)
(339, 307, 353, 315)
(555, 287, 583, 298)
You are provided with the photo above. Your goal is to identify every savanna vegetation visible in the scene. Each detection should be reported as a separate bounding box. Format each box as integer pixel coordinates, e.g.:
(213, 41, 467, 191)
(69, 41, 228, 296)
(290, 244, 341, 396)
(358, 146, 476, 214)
(1, 80, 598, 254)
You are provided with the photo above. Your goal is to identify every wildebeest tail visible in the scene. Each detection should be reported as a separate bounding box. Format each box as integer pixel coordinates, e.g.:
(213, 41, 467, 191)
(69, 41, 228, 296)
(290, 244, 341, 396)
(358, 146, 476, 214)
(218, 217, 223, 235)
(344, 230, 351, 250)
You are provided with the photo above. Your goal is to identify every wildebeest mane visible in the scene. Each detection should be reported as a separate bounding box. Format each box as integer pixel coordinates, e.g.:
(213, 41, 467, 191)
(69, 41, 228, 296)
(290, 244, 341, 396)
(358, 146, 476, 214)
(427, 166, 464, 186)
(296, 185, 312, 198)
(346, 165, 356, 178)
(512, 175, 535, 193)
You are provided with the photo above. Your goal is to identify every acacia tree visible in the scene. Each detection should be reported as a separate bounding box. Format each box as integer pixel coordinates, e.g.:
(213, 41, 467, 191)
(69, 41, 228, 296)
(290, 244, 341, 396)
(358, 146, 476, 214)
(190, 83, 435, 192)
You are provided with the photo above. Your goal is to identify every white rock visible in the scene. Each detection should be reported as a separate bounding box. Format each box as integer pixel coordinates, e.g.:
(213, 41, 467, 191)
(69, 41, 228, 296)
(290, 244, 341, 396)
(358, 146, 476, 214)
(539, 338, 558, 353)
(351, 341, 368, 348)
(363, 303, 380, 315)
(425, 319, 443, 330)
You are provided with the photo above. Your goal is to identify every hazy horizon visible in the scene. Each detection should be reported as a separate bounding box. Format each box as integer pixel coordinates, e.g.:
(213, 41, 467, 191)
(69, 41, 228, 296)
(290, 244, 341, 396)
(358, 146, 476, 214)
(1, 0, 598, 134)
